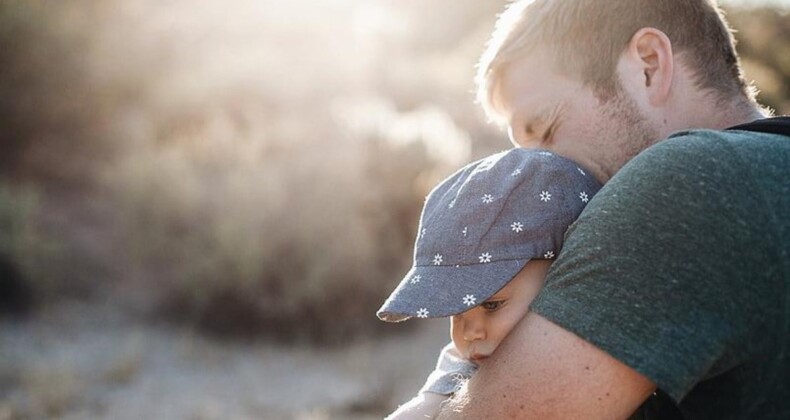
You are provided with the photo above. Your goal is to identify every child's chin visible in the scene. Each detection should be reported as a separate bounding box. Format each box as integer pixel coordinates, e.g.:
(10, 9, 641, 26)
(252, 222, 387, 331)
(469, 355, 490, 365)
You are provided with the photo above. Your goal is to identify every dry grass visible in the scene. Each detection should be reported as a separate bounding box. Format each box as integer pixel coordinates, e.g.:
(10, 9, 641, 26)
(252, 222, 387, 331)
(0, 303, 450, 419)
(20, 364, 86, 418)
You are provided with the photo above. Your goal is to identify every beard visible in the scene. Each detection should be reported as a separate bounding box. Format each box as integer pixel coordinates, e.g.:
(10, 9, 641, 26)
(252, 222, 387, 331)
(595, 85, 662, 177)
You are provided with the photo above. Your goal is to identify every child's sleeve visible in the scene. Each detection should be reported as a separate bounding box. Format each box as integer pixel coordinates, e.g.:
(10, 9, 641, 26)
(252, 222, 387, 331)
(385, 343, 477, 419)
(384, 392, 447, 420)
(419, 342, 478, 395)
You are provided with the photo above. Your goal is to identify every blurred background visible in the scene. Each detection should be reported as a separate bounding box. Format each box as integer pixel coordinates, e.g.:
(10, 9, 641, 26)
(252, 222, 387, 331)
(0, 0, 787, 418)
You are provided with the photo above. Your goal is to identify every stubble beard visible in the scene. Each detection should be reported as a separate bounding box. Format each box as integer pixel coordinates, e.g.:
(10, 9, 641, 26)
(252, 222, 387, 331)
(597, 88, 661, 178)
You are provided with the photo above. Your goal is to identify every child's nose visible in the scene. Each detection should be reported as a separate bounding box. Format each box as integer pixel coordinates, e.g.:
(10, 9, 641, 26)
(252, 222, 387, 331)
(463, 317, 486, 342)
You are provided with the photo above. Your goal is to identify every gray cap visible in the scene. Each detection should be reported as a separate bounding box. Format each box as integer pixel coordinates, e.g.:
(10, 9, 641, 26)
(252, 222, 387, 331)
(377, 148, 601, 322)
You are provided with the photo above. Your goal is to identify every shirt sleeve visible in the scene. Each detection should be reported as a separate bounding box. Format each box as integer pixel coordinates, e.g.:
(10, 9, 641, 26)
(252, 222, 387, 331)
(529, 132, 781, 402)
(419, 342, 478, 395)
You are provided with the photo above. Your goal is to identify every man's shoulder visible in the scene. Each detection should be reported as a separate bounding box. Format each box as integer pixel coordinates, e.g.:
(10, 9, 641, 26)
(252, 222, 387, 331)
(646, 126, 785, 161)
(574, 125, 788, 262)
(535, 127, 788, 405)
(607, 126, 789, 193)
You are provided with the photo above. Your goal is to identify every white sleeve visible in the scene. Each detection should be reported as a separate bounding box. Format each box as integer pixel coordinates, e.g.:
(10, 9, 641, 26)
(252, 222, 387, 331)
(418, 342, 478, 395)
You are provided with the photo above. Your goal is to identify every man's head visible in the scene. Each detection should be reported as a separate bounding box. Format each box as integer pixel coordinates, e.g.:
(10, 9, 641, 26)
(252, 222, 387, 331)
(477, 0, 765, 182)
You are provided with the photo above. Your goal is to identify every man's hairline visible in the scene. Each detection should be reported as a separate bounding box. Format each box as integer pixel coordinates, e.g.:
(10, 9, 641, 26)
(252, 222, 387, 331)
(480, 44, 599, 129)
(480, 45, 561, 128)
(479, 35, 758, 128)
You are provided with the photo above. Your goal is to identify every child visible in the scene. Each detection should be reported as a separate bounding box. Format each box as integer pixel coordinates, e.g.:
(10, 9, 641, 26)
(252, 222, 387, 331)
(376, 148, 601, 419)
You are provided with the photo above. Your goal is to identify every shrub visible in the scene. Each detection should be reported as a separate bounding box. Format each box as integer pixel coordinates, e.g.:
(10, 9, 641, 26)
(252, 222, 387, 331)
(107, 100, 468, 343)
(0, 184, 37, 315)
(0, 184, 63, 314)
(0, 182, 105, 314)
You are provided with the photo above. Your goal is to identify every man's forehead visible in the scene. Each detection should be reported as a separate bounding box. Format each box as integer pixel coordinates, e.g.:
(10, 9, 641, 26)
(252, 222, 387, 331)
(495, 53, 576, 124)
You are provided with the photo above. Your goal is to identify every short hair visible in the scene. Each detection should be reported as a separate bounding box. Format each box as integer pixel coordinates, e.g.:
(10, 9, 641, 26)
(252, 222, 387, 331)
(476, 0, 752, 123)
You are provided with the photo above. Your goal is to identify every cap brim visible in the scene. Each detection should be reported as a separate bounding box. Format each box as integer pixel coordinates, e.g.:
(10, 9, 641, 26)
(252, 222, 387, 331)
(377, 258, 529, 322)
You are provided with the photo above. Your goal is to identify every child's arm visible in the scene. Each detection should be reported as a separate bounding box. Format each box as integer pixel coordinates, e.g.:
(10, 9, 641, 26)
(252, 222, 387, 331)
(385, 343, 477, 419)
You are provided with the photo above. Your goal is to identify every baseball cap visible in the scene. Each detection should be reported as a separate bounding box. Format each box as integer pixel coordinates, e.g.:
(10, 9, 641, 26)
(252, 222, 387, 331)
(377, 148, 601, 322)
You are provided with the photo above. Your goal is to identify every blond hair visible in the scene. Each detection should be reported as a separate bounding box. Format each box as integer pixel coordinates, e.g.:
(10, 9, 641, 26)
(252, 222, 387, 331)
(476, 0, 752, 123)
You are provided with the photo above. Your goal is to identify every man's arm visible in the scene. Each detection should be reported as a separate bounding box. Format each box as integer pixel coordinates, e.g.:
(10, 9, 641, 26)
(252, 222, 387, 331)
(437, 312, 655, 419)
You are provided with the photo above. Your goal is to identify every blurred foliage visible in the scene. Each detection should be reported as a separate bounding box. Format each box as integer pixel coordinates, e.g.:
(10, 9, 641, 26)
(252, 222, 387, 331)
(727, 7, 790, 113)
(0, 0, 786, 343)
(0, 1, 114, 186)
(0, 183, 76, 314)
(0, 184, 37, 315)
(107, 105, 436, 342)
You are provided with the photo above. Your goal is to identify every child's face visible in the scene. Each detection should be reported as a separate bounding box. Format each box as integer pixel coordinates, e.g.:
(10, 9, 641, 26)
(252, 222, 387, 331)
(450, 259, 551, 365)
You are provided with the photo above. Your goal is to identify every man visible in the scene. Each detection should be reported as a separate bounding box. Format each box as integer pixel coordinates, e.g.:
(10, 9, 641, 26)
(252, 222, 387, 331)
(437, 0, 789, 418)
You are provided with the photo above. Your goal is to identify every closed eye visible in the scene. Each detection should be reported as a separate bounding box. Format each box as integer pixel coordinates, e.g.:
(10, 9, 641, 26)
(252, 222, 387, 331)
(541, 105, 563, 142)
(543, 121, 558, 142)
(522, 115, 558, 144)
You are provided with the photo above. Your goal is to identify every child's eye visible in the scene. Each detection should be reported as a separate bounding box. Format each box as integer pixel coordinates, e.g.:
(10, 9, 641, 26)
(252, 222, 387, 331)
(481, 300, 506, 312)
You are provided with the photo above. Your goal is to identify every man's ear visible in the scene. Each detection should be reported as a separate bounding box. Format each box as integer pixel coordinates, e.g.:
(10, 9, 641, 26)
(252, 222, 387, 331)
(623, 28, 674, 106)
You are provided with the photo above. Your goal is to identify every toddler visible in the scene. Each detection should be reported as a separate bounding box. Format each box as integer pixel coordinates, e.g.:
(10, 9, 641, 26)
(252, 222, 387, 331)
(376, 148, 601, 419)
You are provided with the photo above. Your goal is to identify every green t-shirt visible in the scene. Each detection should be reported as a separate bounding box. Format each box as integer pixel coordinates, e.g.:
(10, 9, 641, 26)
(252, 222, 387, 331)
(531, 127, 789, 419)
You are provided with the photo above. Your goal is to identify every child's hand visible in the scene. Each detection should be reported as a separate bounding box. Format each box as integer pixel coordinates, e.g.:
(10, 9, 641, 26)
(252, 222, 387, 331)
(385, 392, 448, 420)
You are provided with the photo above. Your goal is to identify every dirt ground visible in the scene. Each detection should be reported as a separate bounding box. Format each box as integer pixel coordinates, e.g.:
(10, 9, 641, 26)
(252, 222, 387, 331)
(0, 301, 450, 419)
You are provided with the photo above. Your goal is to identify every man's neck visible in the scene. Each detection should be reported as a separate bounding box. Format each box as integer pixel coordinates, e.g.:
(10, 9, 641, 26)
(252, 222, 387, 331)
(712, 98, 769, 129)
(666, 94, 768, 138)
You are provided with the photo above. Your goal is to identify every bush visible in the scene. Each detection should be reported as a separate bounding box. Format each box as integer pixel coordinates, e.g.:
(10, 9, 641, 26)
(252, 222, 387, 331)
(727, 7, 790, 114)
(107, 99, 466, 343)
(0, 184, 36, 315)
(0, 184, 63, 314)
(0, 182, 105, 314)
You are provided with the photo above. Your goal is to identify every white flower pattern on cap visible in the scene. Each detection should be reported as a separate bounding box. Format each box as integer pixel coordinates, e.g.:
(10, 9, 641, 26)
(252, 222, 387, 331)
(578, 167, 586, 176)
(540, 191, 552, 202)
(433, 254, 443, 265)
(481, 194, 494, 204)
(511, 168, 522, 176)
(462, 294, 476, 306)
(410, 275, 422, 284)
(544, 250, 555, 259)
(479, 252, 492, 263)
(580, 191, 589, 203)
(416, 308, 429, 318)
(511, 222, 524, 232)
(462, 227, 468, 237)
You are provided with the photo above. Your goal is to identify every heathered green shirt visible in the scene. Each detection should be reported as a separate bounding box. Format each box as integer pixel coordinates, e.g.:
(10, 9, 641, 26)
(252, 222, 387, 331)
(531, 127, 789, 419)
